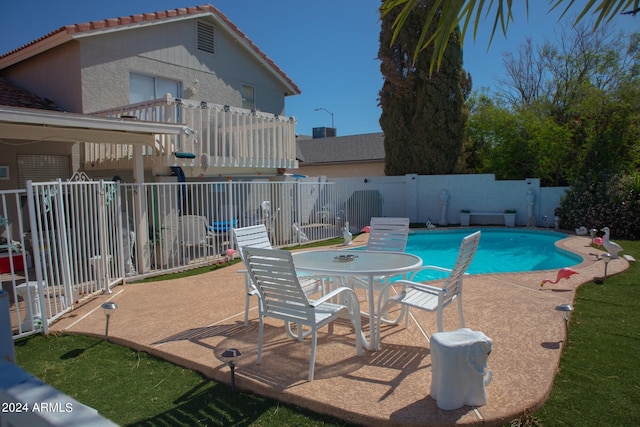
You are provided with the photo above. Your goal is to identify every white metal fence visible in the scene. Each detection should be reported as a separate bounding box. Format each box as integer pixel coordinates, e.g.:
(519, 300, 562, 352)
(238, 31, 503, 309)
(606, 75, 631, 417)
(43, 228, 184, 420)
(3, 177, 379, 337)
(2, 178, 128, 338)
(2, 173, 567, 338)
(1, 189, 33, 337)
(119, 179, 378, 277)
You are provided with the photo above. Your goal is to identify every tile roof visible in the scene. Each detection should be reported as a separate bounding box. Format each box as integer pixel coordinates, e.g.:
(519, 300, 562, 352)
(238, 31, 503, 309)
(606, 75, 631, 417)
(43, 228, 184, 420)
(0, 77, 63, 110)
(296, 132, 385, 164)
(0, 4, 300, 95)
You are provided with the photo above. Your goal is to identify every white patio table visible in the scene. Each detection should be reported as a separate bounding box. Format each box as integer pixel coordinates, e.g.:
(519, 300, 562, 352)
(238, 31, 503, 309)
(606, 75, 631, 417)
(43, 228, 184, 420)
(292, 250, 423, 351)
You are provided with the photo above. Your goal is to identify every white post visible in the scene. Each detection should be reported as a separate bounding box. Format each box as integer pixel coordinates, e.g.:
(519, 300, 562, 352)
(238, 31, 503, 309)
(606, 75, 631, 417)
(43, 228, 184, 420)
(526, 189, 536, 227)
(438, 189, 450, 226)
(405, 174, 419, 222)
(133, 144, 151, 274)
(25, 181, 49, 334)
(97, 180, 110, 294)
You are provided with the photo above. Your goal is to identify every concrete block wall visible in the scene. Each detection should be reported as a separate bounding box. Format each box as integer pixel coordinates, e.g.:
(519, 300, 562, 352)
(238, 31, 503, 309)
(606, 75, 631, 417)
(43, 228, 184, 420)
(335, 174, 568, 227)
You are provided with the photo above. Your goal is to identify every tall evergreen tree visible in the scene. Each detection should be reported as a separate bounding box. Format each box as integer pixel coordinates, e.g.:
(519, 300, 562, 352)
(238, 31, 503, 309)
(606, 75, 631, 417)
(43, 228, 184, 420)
(378, 0, 471, 176)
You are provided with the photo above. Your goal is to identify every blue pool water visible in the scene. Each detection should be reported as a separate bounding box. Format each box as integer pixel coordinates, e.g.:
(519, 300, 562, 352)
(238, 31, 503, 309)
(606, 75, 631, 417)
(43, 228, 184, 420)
(365, 229, 582, 281)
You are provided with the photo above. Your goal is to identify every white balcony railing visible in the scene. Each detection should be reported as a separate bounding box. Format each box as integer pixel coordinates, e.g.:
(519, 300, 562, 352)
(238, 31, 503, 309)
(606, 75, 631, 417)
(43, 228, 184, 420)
(89, 95, 298, 174)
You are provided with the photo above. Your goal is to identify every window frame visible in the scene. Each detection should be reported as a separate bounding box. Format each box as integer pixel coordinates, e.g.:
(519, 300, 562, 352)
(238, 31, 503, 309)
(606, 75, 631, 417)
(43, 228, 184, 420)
(241, 84, 255, 110)
(129, 72, 182, 104)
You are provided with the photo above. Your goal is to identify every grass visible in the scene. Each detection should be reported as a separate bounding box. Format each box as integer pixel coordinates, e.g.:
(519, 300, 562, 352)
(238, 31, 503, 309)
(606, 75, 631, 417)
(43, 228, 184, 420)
(13, 238, 640, 426)
(14, 334, 355, 426)
(529, 240, 640, 426)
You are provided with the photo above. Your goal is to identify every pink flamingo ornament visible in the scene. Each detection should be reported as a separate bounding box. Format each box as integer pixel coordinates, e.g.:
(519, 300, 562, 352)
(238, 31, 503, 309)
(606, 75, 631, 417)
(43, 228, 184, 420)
(593, 237, 603, 247)
(540, 267, 579, 287)
(225, 248, 237, 260)
(217, 249, 237, 264)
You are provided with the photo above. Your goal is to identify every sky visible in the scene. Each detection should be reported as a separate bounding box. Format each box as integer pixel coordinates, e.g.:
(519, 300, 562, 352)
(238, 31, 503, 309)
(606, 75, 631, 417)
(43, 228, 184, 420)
(1, 1, 638, 137)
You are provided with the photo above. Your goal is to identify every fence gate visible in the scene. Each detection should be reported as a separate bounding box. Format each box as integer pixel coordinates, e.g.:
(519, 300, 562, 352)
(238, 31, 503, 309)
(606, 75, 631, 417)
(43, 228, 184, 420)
(3, 178, 125, 338)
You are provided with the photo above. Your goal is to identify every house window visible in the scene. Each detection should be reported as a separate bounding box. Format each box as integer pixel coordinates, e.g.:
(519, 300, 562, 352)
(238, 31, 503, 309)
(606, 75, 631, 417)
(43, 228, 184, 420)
(129, 73, 182, 104)
(241, 85, 255, 110)
(17, 154, 70, 188)
(197, 21, 215, 54)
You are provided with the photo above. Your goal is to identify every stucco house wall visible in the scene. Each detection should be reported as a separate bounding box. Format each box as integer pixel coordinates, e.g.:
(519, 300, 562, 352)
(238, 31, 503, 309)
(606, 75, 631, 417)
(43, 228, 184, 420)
(0, 5, 300, 183)
(78, 18, 288, 115)
(3, 17, 288, 116)
(2, 43, 83, 113)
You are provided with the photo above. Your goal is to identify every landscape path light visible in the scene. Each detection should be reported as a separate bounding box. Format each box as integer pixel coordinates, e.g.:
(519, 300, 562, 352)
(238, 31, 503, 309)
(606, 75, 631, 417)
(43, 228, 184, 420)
(602, 253, 612, 280)
(555, 303, 574, 345)
(102, 301, 118, 341)
(220, 348, 242, 392)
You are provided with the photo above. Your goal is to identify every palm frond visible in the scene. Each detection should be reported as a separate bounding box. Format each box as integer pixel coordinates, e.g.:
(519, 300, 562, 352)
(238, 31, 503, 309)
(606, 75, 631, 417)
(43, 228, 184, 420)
(381, 0, 635, 74)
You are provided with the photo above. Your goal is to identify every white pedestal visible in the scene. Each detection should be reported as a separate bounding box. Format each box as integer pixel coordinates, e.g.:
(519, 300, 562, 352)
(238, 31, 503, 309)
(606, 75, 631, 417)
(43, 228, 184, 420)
(459, 213, 470, 226)
(15, 282, 42, 331)
(90, 255, 112, 292)
(504, 213, 516, 227)
(430, 328, 493, 410)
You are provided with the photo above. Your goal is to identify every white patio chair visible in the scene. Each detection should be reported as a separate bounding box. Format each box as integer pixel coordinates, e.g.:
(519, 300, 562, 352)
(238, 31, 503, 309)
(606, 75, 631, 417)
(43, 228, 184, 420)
(243, 246, 364, 381)
(366, 217, 410, 253)
(375, 230, 481, 349)
(233, 224, 324, 327)
(348, 217, 410, 297)
(233, 225, 272, 327)
(177, 215, 216, 262)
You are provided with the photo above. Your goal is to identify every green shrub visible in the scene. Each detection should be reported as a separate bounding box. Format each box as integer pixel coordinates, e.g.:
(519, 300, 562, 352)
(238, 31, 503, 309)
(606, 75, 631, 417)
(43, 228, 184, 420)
(557, 171, 640, 240)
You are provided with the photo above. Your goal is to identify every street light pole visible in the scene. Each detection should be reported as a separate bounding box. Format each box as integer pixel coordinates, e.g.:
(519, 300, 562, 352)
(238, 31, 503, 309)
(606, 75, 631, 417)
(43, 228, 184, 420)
(314, 107, 334, 128)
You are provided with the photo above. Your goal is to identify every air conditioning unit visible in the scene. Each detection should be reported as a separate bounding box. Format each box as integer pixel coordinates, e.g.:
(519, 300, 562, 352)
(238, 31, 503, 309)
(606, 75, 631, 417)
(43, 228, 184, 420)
(312, 127, 337, 138)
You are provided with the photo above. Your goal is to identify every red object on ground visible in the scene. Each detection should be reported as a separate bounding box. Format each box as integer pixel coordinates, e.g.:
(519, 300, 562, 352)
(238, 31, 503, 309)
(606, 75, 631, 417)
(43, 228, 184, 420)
(540, 267, 578, 287)
(0, 252, 26, 273)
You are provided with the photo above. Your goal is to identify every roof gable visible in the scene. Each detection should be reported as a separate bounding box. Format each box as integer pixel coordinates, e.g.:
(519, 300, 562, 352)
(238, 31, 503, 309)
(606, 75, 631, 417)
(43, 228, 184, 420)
(0, 4, 300, 96)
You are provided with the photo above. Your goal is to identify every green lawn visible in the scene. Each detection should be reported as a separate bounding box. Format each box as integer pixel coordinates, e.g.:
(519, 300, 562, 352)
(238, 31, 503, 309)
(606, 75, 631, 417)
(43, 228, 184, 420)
(531, 240, 640, 426)
(12, 240, 640, 426)
(13, 334, 357, 426)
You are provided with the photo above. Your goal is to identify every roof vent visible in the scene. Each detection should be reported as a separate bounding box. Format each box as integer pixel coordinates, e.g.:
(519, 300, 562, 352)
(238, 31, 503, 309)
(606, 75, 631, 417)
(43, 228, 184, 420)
(197, 21, 215, 54)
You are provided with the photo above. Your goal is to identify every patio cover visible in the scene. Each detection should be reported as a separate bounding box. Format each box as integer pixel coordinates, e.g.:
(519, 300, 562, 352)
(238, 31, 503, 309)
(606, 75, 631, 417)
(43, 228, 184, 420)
(0, 105, 184, 147)
(0, 105, 186, 274)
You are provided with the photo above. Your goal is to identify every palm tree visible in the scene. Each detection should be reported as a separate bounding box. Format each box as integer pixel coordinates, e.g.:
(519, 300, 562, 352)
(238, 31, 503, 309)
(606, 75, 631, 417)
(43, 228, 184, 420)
(380, 0, 640, 74)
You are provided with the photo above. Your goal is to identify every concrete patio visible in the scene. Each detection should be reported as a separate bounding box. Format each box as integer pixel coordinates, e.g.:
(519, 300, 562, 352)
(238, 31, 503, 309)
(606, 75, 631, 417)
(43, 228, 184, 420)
(49, 230, 629, 426)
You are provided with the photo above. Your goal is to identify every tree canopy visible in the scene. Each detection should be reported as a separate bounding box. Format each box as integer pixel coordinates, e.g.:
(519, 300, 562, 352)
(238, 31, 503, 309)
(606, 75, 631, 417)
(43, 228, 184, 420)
(465, 24, 639, 185)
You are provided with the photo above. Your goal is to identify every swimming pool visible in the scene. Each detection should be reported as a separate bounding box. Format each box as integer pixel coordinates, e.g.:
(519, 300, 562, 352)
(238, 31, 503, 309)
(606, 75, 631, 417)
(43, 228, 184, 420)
(375, 229, 582, 280)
